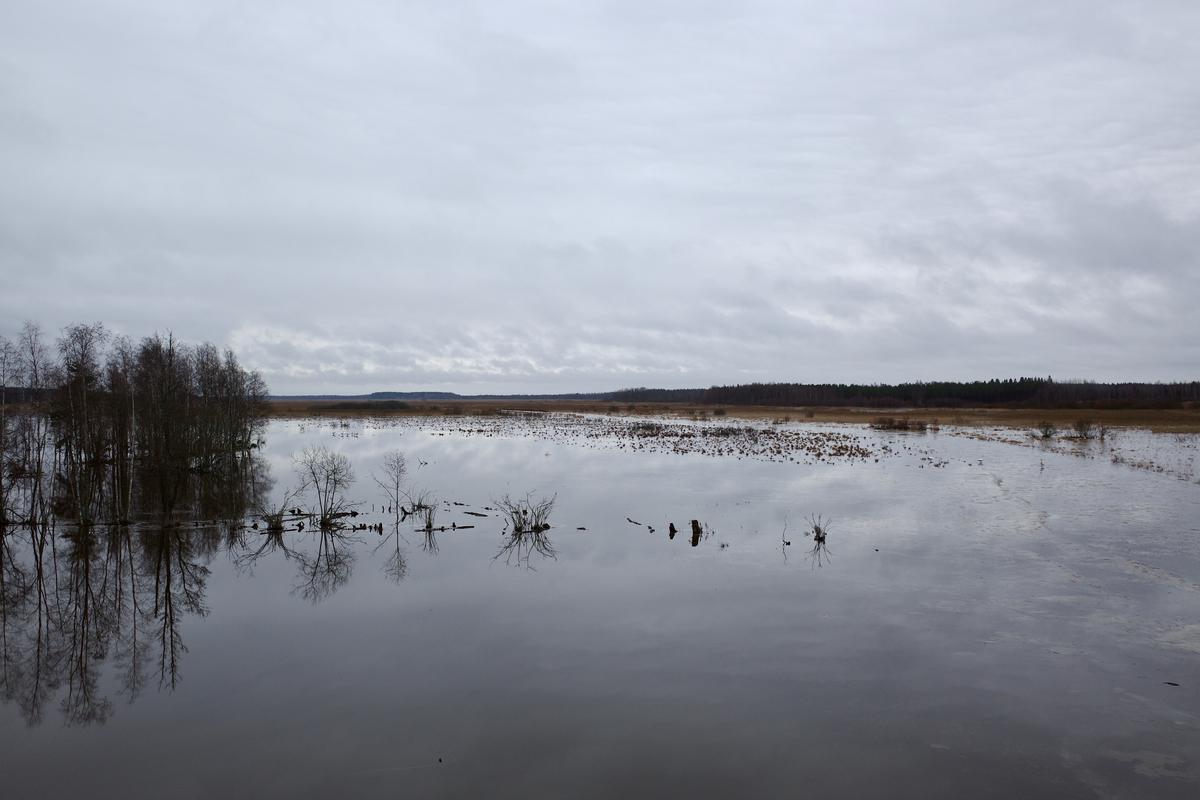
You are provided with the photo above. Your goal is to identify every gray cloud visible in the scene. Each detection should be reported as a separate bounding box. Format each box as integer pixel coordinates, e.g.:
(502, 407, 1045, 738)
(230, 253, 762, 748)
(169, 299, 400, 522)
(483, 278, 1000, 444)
(2, 0, 1197, 393)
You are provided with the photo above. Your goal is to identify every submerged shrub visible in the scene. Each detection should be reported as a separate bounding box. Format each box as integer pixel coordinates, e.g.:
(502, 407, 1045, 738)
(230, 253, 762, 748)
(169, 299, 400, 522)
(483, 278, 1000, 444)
(496, 493, 555, 533)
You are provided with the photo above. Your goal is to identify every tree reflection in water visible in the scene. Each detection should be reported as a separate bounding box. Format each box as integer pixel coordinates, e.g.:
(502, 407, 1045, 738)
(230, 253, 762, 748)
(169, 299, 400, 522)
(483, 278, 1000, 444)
(806, 514, 833, 568)
(0, 448, 266, 727)
(418, 527, 440, 556)
(142, 527, 213, 690)
(0, 440, 765, 728)
(374, 524, 409, 584)
(494, 528, 557, 569)
(0, 323, 295, 726)
(807, 537, 832, 568)
(233, 512, 360, 603)
(0, 520, 217, 726)
(294, 529, 357, 603)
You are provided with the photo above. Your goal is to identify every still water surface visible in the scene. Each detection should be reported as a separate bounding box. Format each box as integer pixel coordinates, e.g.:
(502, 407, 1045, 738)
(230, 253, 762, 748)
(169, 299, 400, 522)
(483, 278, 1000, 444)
(2, 416, 1198, 798)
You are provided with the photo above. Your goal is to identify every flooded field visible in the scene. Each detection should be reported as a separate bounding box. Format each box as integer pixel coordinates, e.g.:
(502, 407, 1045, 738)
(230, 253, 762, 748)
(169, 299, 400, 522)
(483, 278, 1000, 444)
(2, 413, 1199, 798)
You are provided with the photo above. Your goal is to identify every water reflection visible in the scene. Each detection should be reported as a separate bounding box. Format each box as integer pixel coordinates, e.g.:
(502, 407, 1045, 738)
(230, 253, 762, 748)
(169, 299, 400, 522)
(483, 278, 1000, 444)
(418, 527, 440, 555)
(4, 415, 1199, 798)
(375, 525, 409, 583)
(3, 430, 267, 535)
(294, 530, 358, 603)
(806, 514, 833, 568)
(493, 493, 558, 568)
(807, 537, 833, 568)
(0, 423, 266, 727)
(144, 527, 214, 689)
(0, 522, 218, 726)
(235, 527, 299, 572)
(0, 422, 819, 729)
(494, 527, 557, 569)
(1, 466, 821, 730)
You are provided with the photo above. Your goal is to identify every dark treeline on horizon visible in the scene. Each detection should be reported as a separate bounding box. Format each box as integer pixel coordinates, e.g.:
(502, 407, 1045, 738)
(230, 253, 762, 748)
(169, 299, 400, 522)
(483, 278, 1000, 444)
(609, 378, 1200, 409)
(0, 321, 269, 528)
(270, 379, 1199, 409)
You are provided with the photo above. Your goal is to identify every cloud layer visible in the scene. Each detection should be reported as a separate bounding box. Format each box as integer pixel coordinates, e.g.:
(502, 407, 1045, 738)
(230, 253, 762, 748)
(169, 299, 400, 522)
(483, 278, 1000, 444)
(2, 1, 1197, 393)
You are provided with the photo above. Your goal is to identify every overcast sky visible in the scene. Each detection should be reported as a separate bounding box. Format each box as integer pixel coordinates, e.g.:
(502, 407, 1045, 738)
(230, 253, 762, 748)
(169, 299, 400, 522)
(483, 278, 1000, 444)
(2, 1, 1197, 394)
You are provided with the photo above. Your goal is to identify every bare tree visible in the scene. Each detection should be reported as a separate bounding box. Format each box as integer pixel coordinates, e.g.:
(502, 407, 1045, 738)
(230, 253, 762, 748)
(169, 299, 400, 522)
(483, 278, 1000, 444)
(0, 334, 18, 405)
(56, 322, 109, 526)
(0, 335, 20, 524)
(372, 450, 407, 523)
(18, 322, 55, 523)
(20, 321, 52, 397)
(294, 446, 355, 528)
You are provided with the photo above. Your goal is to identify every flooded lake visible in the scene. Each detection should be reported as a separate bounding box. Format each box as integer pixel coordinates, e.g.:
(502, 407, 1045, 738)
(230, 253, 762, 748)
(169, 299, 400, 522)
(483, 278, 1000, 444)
(2, 414, 1198, 798)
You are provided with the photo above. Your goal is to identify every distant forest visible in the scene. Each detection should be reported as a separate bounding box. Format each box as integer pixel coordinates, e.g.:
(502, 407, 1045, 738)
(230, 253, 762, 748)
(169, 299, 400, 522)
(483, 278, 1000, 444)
(271, 379, 1200, 409)
(608, 378, 1200, 409)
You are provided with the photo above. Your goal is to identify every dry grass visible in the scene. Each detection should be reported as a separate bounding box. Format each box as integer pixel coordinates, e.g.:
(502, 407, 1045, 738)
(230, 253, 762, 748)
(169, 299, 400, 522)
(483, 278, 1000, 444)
(267, 399, 1200, 432)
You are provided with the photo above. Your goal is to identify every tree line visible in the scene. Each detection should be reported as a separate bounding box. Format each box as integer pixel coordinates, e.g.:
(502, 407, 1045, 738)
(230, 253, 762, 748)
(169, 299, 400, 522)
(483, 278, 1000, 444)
(608, 377, 1200, 409)
(0, 321, 269, 528)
